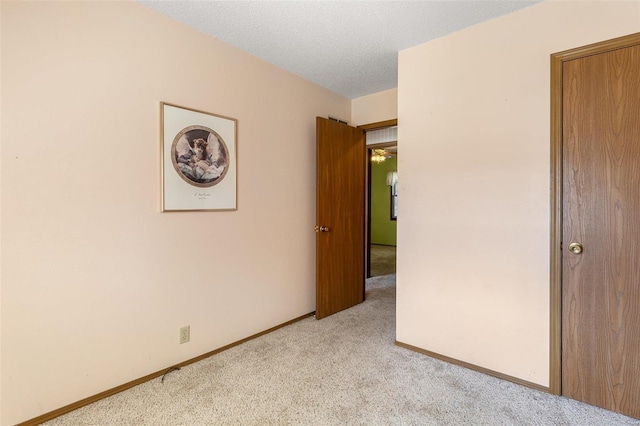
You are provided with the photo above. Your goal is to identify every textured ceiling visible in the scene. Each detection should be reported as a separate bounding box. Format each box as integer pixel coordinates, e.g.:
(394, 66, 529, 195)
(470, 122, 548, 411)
(139, 1, 540, 99)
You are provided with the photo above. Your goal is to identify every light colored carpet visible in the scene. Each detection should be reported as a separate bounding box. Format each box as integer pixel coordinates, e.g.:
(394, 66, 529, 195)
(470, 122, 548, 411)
(370, 244, 396, 277)
(44, 275, 639, 425)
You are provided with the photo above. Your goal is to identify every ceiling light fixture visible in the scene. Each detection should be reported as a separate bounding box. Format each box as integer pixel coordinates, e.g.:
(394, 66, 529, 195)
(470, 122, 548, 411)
(371, 149, 387, 164)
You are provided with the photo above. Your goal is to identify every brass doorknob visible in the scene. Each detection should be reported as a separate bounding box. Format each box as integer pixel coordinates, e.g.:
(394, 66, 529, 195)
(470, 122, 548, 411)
(568, 242, 583, 254)
(314, 225, 330, 233)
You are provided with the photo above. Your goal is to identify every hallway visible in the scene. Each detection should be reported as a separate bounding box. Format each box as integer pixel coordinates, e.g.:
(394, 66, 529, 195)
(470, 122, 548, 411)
(370, 244, 396, 277)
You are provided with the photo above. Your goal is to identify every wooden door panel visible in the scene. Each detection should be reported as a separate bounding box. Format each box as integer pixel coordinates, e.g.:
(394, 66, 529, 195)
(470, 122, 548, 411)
(562, 44, 640, 419)
(316, 117, 365, 319)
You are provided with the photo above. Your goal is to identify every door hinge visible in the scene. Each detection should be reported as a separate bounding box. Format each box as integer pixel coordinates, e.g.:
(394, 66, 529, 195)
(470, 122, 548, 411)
(328, 116, 348, 125)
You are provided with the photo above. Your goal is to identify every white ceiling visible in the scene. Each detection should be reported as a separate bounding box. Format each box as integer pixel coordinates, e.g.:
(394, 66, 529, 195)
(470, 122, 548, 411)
(139, 1, 540, 99)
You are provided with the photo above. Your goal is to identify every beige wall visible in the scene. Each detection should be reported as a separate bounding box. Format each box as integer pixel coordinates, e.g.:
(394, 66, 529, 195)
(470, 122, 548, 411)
(351, 88, 397, 126)
(397, 0, 640, 387)
(0, 0, 3, 414)
(0, 1, 349, 424)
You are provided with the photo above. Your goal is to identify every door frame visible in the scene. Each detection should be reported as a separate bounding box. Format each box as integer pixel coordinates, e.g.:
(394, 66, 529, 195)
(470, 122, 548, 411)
(549, 32, 640, 396)
(357, 120, 398, 278)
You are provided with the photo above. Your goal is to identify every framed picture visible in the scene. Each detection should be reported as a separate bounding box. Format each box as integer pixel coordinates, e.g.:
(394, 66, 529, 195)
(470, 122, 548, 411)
(161, 102, 237, 212)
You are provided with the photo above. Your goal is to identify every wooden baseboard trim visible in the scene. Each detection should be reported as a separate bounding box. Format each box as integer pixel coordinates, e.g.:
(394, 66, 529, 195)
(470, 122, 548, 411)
(395, 341, 550, 394)
(17, 312, 315, 426)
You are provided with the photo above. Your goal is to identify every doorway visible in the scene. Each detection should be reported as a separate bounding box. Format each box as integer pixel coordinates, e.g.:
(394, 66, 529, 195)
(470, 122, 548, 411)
(315, 118, 397, 319)
(359, 121, 398, 279)
(367, 143, 397, 277)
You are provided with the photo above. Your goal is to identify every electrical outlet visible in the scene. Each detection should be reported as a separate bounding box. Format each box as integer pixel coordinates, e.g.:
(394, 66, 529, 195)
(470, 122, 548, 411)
(180, 326, 190, 344)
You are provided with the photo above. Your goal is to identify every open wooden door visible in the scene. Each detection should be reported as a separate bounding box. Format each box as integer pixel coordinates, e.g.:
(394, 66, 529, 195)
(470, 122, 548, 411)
(315, 117, 365, 319)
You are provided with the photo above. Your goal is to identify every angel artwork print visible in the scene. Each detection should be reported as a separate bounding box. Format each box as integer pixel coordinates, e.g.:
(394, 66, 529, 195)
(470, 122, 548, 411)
(171, 126, 229, 187)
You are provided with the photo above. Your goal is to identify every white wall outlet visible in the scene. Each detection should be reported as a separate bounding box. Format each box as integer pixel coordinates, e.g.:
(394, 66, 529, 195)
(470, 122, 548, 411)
(180, 326, 190, 344)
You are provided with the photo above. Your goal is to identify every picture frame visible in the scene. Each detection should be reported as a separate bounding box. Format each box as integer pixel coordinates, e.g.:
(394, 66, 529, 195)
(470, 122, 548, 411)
(161, 102, 237, 212)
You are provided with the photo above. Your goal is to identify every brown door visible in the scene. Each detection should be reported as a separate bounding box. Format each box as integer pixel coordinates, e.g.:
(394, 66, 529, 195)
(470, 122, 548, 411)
(562, 43, 640, 418)
(315, 117, 365, 319)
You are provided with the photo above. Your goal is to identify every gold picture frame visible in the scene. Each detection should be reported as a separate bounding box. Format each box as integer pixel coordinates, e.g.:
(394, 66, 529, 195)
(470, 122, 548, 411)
(161, 102, 237, 212)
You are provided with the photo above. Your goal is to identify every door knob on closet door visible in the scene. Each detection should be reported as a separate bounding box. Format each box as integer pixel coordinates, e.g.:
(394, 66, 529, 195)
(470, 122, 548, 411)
(314, 225, 330, 233)
(568, 242, 583, 254)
